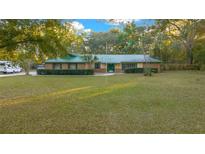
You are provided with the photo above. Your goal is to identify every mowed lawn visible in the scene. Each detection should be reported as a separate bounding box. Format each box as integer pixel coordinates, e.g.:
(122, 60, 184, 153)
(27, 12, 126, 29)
(0, 71, 205, 133)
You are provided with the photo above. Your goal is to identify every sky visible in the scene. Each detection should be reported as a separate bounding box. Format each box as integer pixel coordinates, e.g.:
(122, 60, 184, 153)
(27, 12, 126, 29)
(69, 19, 155, 33)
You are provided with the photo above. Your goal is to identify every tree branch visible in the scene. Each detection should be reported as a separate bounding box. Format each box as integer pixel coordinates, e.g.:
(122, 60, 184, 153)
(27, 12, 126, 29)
(168, 21, 182, 32)
(0, 38, 42, 49)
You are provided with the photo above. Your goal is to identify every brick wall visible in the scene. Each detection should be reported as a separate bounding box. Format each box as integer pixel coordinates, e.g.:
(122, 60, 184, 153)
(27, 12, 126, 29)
(100, 63, 107, 69)
(94, 68, 106, 73)
(45, 63, 53, 69)
(45, 63, 94, 70)
(62, 64, 68, 70)
(77, 63, 85, 69)
(115, 64, 122, 73)
(115, 63, 121, 69)
(45, 62, 160, 72)
(85, 63, 94, 69)
(94, 63, 122, 73)
(143, 63, 161, 72)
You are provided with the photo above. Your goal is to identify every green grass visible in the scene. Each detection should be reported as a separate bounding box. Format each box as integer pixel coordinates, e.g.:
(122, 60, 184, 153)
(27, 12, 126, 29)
(0, 71, 205, 133)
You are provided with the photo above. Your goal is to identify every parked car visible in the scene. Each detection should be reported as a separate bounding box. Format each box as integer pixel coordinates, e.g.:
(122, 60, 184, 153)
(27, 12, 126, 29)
(0, 61, 5, 73)
(0, 61, 11, 73)
(4, 65, 14, 73)
(13, 65, 22, 73)
(0, 61, 22, 74)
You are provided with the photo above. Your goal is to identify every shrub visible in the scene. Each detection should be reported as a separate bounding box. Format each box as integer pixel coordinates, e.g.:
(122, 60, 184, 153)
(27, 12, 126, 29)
(124, 68, 144, 73)
(161, 64, 200, 71)
(151, 68, 158, 73)
(144, 68, 152, 76)
(37, 69, 94, 75)
(124, 68, 158, 73)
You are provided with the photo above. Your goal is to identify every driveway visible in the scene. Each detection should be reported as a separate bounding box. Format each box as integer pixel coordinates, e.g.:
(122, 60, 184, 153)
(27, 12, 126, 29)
(0, 71, 37, 77)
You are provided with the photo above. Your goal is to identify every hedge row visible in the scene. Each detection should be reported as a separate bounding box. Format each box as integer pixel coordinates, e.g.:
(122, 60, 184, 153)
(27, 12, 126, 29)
(161, 64, 200, 71)
(124, 68, 158, 73)
(37, 69, 94, 75)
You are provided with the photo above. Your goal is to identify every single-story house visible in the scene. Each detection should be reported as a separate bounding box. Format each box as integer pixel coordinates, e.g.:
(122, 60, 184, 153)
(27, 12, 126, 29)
(44, 54, 161, 73)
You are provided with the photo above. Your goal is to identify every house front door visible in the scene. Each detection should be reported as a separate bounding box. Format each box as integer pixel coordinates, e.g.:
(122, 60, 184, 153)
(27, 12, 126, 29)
(107, 64, 115, 73)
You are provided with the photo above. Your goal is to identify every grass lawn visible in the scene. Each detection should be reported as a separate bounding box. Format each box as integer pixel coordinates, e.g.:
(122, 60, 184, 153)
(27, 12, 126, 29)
(0, 71, 205, 133)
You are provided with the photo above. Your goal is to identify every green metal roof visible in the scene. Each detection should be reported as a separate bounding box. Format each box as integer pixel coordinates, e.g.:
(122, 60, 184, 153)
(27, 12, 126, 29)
(46, 54, 87, 63)
(45, 54, 161, 63)
(95, 54, 160, 63)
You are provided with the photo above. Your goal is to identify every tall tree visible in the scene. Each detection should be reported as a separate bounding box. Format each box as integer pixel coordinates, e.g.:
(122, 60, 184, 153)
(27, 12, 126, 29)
(86, 29, 121, 54)
(0, 19, 82, 74)
(118, 22, 141, 53)
(193, 20, 205, 65)
(156, 19, 200, 64)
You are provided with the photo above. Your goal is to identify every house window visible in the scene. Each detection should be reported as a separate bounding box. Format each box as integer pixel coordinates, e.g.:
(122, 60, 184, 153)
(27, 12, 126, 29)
(53, 63, 61, 70)
(122, 63, 138, 70)
(69, 64, 77, 70)
(137, 63, 143, 68)
(95, 63, 101, 69)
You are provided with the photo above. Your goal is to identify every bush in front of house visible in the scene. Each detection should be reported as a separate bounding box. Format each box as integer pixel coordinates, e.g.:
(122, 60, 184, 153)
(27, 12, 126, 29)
(144, 68, 152, 76)
(124, 68, 144, 73)
(161, 64, 200, 71)
(124, 68, 158, 73)
(151, 68, 158, 73)
(37, 69, 94, 75)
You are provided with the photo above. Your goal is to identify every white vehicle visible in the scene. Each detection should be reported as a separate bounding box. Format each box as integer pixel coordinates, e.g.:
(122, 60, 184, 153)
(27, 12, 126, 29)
(0, 61, 21, 74)
(13, 65, 22, 73)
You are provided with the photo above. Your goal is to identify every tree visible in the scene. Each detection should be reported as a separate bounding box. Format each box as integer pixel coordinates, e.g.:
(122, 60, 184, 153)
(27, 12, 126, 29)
(0, 19, 82, 74)
(82, 54, 98, 65)
(156, 19, 200, 64)
(118, 22, 141, 53)
(86, 29, 121, 54)
(152, 28, 186, 63)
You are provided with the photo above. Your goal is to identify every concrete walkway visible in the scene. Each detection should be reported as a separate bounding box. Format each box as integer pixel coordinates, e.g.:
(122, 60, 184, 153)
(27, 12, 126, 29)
(0, 72, 25, 77)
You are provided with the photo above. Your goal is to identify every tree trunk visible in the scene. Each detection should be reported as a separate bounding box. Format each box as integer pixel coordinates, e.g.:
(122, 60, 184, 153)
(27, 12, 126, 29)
(188, 48, 193, 64)
(188, 53, 193, 64)
(25, 67, 30, 75)
(23, 59, 31, 75)
(187, 44, 193, 64)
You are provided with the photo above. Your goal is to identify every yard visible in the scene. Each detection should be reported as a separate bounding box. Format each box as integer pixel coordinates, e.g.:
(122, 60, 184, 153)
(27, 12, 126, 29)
(0, 71, 205, 133)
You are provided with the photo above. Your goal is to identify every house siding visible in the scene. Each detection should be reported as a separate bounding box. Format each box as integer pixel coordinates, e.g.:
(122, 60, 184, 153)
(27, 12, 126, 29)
(94, 63, 106, 73)
(44, 54, 161, 73)
(94, 63, 122, 73)
(143, 63, 161, 72)
(115, 63, 122, 73)
(85, 63, 94, 69)
(45, 62, 160, 73)
(137, 63, 143, 68)
(77, 63, 85, 69)
(45, 63, 53, 69)
(62, 64, 68, 70)
(101, 63, 107, 69)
